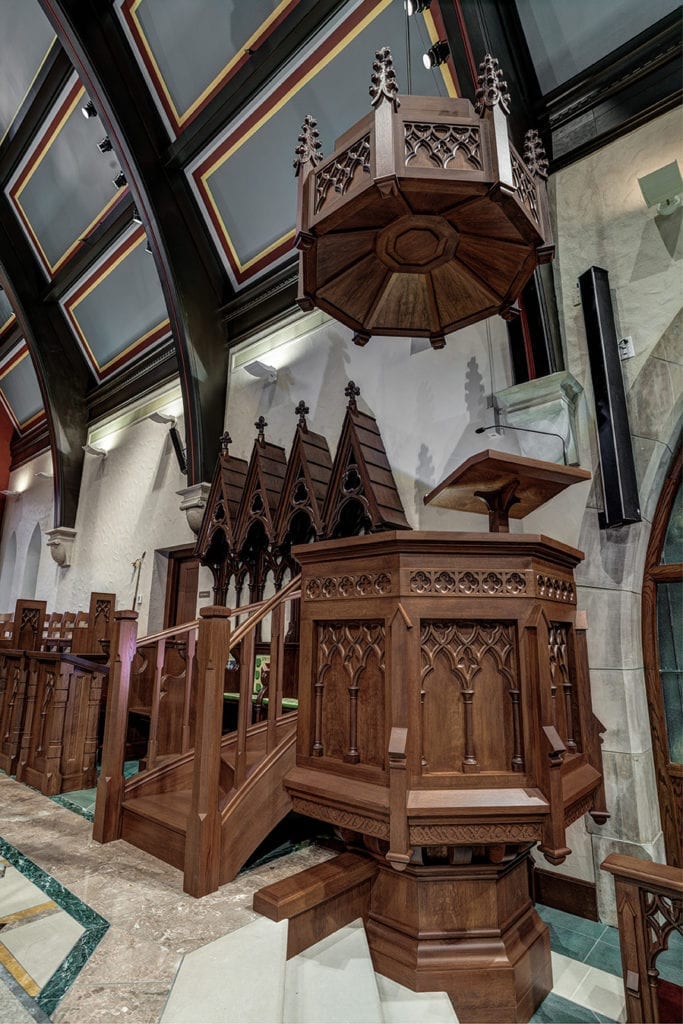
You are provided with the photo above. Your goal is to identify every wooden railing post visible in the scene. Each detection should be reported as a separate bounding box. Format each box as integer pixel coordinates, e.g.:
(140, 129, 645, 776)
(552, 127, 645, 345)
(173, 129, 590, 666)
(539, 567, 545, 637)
(146, 638, 166, 769)
(181, 629, 196, 752)
(93, 610, 139, 844)
(235, 629, 255, 790)
(267, 601, 285, 753)
(184, 606, 231, 898)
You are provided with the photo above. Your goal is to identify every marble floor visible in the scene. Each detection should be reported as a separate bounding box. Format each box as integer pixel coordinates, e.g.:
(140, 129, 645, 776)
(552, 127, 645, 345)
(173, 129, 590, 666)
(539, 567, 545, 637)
(0, 771, 680, 1024)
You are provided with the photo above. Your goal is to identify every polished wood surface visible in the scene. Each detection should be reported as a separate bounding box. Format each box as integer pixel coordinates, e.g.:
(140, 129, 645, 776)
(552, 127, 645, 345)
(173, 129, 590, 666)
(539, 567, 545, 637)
(272, 529, 608, 1021)
(424, 450, 591, 532)
(602, 853, 683, 1023)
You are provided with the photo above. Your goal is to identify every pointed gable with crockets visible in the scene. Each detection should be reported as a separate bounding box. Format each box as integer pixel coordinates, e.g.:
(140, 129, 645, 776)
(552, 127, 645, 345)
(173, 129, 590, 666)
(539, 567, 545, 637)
(322, 381, 410, 537)
(195, 431, 249, 561)
(234, 416, 288, 551)
(276, 401, 333, 547)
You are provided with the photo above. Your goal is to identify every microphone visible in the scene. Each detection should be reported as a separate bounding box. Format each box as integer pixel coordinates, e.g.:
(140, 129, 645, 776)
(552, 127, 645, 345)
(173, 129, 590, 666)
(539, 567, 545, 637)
(475, 423, 569, 465)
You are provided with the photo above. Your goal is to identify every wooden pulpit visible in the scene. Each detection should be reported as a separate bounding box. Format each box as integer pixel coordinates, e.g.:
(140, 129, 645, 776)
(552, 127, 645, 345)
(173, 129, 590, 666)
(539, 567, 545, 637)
(273, 453, 607, 1023)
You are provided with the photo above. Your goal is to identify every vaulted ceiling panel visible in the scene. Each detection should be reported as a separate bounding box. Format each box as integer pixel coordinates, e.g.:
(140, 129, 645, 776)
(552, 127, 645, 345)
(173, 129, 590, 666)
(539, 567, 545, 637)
(6, 74, 127, 277)
(0, 0, 56, 149)
(61, 225, 170, 380)
(188, 0, 457, 288)
(0, 343, 44, 431)
(116, 0, 300, 137)
(0, 290, 15, 336)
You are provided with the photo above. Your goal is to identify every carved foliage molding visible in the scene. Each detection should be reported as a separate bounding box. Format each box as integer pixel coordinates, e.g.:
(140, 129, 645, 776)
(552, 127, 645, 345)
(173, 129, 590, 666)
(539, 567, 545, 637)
(410, 822, 541, 845)
(291, 796, 389, 839)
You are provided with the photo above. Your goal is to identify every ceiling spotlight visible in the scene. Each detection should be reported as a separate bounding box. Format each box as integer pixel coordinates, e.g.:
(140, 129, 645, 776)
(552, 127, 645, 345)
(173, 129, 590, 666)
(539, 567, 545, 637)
(112, 170, 127, 189)
(132, 206, 143, 225)
(0, 489, 18, 497)
(423, 40, 450, 69)
(148, 410, 177, 427)
(144, 240, 153, 255)
(34, 471, 53, 479)
(83, 443, 107, 459)
(244, 360, 278, 383)
(82, 99, 97, 119)
(405, 0, 431, 13)
(97, 135, 113, 153)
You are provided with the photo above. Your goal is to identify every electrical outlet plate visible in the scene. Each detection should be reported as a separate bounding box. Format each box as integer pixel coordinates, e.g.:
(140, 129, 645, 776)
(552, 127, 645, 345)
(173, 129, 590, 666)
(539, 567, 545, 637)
(618, 336, 635, 360)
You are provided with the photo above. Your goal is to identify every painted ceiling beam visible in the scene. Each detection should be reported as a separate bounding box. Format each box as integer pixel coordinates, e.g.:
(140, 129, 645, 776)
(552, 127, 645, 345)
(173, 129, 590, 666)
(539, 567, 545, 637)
(38, 0, 230, 485)
(0, 199, 90, 529)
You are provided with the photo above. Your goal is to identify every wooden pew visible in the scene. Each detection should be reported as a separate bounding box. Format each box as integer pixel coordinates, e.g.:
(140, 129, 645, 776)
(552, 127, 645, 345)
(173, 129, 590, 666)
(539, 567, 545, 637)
(602, 854, 683, 1023)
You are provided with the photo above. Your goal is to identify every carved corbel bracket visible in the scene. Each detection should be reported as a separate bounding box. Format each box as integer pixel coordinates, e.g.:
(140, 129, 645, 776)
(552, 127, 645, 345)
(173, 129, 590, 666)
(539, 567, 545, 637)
(177, 481, 211, 535)
(45, 527, 77, 567)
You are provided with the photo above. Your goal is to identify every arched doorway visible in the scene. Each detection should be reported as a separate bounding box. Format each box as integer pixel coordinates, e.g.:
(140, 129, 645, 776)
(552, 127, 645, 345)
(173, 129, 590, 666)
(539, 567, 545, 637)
(21, 523, 42, 600)
(642, 446, 682, 866)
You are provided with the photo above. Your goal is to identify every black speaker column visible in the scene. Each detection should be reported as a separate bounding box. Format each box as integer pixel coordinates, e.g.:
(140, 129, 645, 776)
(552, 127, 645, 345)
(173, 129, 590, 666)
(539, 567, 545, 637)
(579, 265, 641, 529)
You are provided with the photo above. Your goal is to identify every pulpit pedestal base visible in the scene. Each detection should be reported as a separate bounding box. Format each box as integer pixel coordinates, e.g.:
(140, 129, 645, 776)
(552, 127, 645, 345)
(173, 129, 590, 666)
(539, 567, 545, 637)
(365, 853, 551, 1024)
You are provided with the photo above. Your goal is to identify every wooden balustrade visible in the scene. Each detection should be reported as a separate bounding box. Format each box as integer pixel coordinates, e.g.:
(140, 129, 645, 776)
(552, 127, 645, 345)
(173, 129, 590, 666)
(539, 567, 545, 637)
(93, 577, 302, 895)
(602, 854, 683, 1024)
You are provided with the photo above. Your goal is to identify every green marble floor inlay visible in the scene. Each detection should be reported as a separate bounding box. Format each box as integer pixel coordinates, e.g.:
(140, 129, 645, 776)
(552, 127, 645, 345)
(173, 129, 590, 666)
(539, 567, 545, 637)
(0, 836, 109, 1016)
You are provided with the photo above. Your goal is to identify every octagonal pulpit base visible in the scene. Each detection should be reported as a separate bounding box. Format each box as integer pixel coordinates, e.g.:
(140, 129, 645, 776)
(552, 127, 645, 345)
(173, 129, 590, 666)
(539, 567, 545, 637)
(365, 853, 551, 1024)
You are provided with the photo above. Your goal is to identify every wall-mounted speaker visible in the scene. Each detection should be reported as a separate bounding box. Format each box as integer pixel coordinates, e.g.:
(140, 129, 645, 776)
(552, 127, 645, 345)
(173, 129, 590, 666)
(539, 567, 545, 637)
(169, 425, 187, 475)
(579, 265, 641, 529)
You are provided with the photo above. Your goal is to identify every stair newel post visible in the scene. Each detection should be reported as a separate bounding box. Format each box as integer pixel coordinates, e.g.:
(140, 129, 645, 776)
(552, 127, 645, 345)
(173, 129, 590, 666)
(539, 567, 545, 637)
(146, 638, 166, 769)
(267, 600, 285, 753)
(93, 610, 139, 844)
(235, 626, 255, 789)
(184, 605, 231, 898)
(181, 628, 196, 753)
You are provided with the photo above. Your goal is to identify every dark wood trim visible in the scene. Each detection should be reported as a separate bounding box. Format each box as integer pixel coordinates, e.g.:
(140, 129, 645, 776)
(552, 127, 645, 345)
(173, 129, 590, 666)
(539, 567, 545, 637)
(9, 418, 51, 470)
(86, 338, 178, 423)
(221, 262, 299, 343)
(543, 10, 682, 171)
(641, 444, 682, 868)
(532, 866, 599, 921)
(0, 44, 72, 184)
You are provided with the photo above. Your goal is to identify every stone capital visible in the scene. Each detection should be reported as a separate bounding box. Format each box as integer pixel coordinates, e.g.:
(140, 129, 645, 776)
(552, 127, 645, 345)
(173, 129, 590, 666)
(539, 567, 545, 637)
(177, 482, 211, 535)
(45, 526, 77, 567)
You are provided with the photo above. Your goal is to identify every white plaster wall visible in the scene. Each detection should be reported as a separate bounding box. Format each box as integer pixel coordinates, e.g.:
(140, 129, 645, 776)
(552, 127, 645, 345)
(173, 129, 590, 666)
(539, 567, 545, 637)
(0, 389, 196, 634)
(534, 109, 682, 916)
(0, 449, 54, 613)
(225, 315, 515, 533)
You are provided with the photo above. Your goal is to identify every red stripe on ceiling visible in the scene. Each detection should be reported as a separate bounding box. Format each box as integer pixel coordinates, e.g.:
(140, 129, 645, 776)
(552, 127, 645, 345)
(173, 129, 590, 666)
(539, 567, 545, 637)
(9, 79, 82, 196)
(120, 0, 301, 134)
(451, 0, 479, 90)
(430, 1, 462, 96)
(64, 225, 146, 308)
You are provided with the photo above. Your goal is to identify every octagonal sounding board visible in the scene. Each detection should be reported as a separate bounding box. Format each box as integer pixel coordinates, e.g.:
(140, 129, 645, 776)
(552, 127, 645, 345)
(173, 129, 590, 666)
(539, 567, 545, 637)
(295, 49, 554, 349)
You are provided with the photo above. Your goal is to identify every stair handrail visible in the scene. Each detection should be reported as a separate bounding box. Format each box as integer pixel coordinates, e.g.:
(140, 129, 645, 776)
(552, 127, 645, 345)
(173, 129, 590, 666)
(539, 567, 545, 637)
(229, 575, 301, 650)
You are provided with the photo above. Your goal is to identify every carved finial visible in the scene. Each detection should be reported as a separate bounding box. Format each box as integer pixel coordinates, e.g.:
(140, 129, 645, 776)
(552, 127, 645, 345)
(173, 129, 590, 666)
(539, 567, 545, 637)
(294, 115, 323, 177)
(295, 400, 309, 431)
(475, 54, 510, 116)
(220, 431, 232, 454)
(524, 128, 548, 180)
(344, 380, 361, 411)
(255, 416, 267, 444)
(370, 47, 400, 112)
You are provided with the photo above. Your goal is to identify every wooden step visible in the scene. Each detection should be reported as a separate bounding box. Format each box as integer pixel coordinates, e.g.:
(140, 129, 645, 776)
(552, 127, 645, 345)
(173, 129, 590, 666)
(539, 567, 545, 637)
(254, 853, 377, 959)
(121, 789, 191, 871)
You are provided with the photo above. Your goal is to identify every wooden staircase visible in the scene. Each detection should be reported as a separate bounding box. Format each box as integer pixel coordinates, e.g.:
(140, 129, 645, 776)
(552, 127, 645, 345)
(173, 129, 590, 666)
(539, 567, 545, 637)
(93, 578, 301, 897)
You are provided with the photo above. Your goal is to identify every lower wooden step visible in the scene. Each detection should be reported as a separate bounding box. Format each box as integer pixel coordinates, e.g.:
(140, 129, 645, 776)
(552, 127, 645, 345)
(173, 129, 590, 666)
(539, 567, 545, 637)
(254, 852, 378, 958)
(121, 789, 191, 871)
